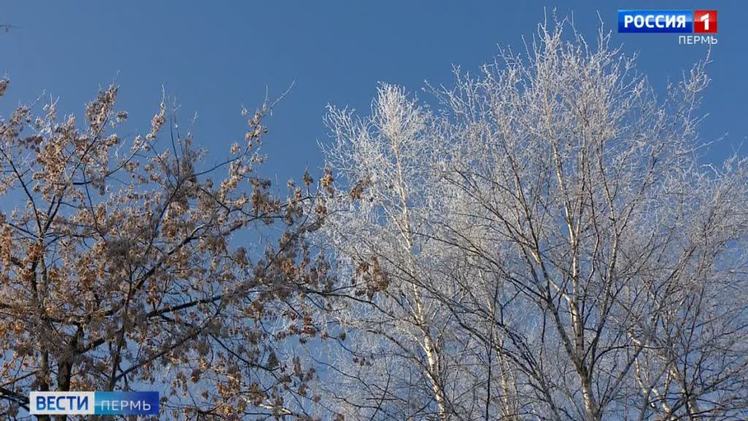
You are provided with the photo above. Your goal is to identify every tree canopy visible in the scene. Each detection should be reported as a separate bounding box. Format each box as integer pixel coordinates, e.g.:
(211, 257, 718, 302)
(1, 19, 747, 421)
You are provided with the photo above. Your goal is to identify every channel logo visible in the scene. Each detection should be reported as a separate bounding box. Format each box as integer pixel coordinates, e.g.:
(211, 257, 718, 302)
(618, 10, 717, 33)
(693, 10, 718, 33)
(29, 391, 159, 416)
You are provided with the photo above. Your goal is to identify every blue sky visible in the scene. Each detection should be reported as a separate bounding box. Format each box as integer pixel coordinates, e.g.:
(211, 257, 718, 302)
(1, 1, 747, 182)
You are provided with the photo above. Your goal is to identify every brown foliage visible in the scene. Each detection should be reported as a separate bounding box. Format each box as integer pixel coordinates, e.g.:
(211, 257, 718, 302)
(0, 81, 334, 418)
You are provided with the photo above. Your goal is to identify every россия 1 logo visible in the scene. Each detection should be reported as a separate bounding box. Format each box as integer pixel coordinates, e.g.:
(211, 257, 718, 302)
(618, 10, 718, 45)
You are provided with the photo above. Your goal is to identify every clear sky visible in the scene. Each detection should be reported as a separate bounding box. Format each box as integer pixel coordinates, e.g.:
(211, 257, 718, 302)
(1, 1, 747, 183)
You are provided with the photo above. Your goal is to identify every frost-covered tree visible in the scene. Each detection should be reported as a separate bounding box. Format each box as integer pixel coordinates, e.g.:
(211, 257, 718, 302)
(318, 84, 470, 419)
(319, 20, 748, 420)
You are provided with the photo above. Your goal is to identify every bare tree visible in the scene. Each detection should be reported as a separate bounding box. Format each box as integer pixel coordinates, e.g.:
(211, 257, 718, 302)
(0, 81, 334, 419)
(316, 85, 461, 420)
(320, 20, 748, 421)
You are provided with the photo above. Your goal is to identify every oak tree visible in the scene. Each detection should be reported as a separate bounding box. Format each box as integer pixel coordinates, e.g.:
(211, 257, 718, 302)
(0, 82, 333, 419)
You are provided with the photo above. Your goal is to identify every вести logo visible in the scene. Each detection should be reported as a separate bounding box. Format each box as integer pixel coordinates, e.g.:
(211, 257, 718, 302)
(29, 391, 159, 416)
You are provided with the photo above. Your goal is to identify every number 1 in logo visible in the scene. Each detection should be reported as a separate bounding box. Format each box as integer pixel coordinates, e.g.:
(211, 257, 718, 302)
(694, 10, 718, 33)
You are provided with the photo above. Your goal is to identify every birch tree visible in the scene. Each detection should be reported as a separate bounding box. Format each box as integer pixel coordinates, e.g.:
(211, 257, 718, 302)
(320, 20, 748, 420)
(316, 85, 464, 419)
